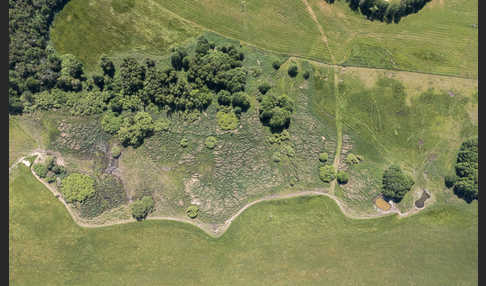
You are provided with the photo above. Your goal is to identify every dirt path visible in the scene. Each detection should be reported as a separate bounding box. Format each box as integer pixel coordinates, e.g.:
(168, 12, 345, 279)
(10, 152, 429, 238)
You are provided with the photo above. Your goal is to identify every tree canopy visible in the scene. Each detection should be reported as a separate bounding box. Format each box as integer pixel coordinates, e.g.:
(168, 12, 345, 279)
(61, 173, 96, 203)
(381, 165, 414, 202)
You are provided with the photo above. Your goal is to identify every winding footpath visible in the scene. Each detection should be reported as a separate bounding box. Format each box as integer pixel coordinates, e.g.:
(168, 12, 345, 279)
(10, 151, 429, 238)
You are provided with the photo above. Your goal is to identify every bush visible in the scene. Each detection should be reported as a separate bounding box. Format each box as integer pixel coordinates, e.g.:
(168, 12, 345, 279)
(303, 70, 310, 80)
(52, 165, 66, 176)
(205, 136, 217, 149)
(444, 174, 457, 189)
(319, 165, 336, 183)
(46, 174, 56, 184)
(33, 163, 48, 178)
(345, 153, 360, 165)
(231, 92, 250, 111)
(61, 173, 96, 203)
(319, 152, 328, 162)
(217, 109, 239, 130)
(272, 61, 281, 70)
(381, 165, 414, 202)
(45, 156, 56, 170)
(186, 205, 199, 219)
(288, 65, 298, 77)
(131, 196, 155, 221)
(154, 118, 170, 132)
(272, 152, 281, 162)
(111, 146, 121, 158)
(258, 83, 271, 95)
(337, 171, 349, 184)
(180, 137, 189, 148)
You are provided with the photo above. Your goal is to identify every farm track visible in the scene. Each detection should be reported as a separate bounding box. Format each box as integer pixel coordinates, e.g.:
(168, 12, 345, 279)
(10, 152, 428, 238)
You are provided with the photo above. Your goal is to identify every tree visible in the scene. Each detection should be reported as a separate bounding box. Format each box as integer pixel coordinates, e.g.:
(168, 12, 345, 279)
(180, 137, 189, 148)
(337, 171, 349, 184)
(117, 112, 155, 147)
(444, 174, 457, 189)
(100, 55, 115, 78)
(131, 196, 155, 220)
(288, 64, 298, 77)
(119, 57, 145, 96)
(186, 205, 199, 218)
(258, 83, 271, 94)
(381, 165, 414, 202)
(231, 92, 250, 111)
(319, 152, 328, 162)
(101, 111, 123, 135)
(171, 47, 188, 70)
(60, 54, 84, 79)
(61, 173, 95, 203)
(111, 145, 121, 158)
(451, 137, 478, 202)
(272, 61, 281, 70)
(319, 165, 336, 183)
(303, 70, 310, 80)
(205, 136, 217, 149)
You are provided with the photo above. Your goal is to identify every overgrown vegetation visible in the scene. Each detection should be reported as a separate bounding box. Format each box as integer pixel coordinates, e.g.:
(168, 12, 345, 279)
(61, 173, 95, 203)
(131, 196, 155, 221)
(324, 0, 431, 23)
(381, 165, 414, 202)
(319, 165, 336, 183)
(446, 138, 478, 202)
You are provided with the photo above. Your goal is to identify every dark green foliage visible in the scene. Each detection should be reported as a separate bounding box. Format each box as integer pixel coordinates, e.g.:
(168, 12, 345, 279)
(171, 47, 188, 71)
(100, 55, 115, 78)
(381, 165, 414, 202)
(217, 90, 232, 106)
(52, 165, 67, 176)
(119, 57, 145, 96)
(117, 112, 155, 147)
(231, 92, 250, 111)
(258, 83, 271, 95)
(46, 174, 56, 184)
(8, 0, 69, 113)
(186, 205, 199, 219)
(33, 164, 48, 178)
(131, 196, 155, 220)
(101, 111, 123, 135)
(319, 165, 336, 183)
(319, 152, 328, 162)
(451, 138, 478, 202)
(326, 0, 432, 24)
(259, 93, 294, 132)
(337, 171, 349, 185)
(272, 61, 281, 70)
(444, 174, 457, 189)
(303, 70, 310, 80)
(288, 65, 298, 77)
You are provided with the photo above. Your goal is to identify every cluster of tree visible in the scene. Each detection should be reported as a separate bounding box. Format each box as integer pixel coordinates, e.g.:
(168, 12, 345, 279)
(131, 196, 155, 220)
(324, 0, 431, 23)
(9, 0, 70, 114)
(33, 155, 67, 183)
(445, 138, 478, 202)
(259, 93, 294, 132)
(381, 165, 414, 202)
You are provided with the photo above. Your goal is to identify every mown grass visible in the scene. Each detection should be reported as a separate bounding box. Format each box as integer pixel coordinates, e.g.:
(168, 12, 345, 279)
(51, 0, 477, 77)
(50, 0, 201, 72)
(10, 164, 477, 285)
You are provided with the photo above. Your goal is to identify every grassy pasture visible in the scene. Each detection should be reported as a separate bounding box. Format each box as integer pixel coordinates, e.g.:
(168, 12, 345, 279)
(10, 164, 477, 285)
(51, 0, 477, 77)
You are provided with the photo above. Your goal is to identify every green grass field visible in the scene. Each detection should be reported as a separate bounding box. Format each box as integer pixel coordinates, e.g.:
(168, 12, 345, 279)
(51, 0, 477, 77)
(10, 164, 477, 285)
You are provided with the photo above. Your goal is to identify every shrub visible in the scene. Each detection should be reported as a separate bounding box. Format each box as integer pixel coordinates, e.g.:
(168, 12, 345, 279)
(444, 174, 457, 189)
(345, 153, 360, 165)
(46, 174, 56, 184)
(61, 173, 95, 203)
(381, 165, 414, 202)
(52, 165, 66, 176)
(33, 163, 48, 178)
(258, 83, 271, 95)
(272, 152, 281, 162)
(111, 146, 121, 158)
(303, 70, 310, 80)
(180, 137, 189, 148)
(337, 171, 349, 184)
(281, 144, 295, 158)
(288, 64, 298, 77)
(272, 60, 281, 70)
(319, 152, 328, 162)
(154, 118, 170, 132)
(205, 136, 217, 149)
(131, 196, 155, 221)
(231, 92, 250, 111)
(319, 165, 336, 183)
(217, 109, 239, 130)
(45, 156, 56, 170)
(186, 205, 199, 219)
